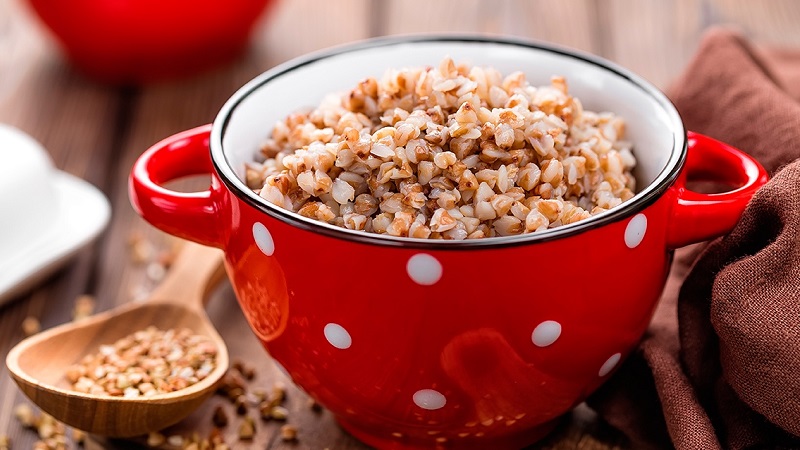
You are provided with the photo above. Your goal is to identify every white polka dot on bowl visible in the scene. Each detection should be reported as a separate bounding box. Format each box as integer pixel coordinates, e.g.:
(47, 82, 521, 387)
(406, 253, 443, 286)
(624, 214, 647, 249)
(253, 222, 275, 256)
(531, 320, 562, 347)
(324, 323, 352, 349)
(413, 389, 446, 410)
(598, 352, 622, 377)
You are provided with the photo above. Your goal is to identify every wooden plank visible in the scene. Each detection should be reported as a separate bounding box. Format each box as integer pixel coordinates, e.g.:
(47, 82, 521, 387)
(709, 0, 800, 46)
(382, 0, 497, 34)
(381, 0, 594, 55)
(599, 0, 705, 89)
(503, 0, 598, 54)
(0, 0, 49, 109)
(253, 0, 373, 65)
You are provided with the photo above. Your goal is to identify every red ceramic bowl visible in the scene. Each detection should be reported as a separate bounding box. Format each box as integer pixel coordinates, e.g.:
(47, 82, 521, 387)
(129, 37, 767, 449)
(25, 0, 274, 83)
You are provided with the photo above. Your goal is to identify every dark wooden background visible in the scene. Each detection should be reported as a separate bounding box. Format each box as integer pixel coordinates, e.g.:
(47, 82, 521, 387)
(2, 0, 800, 448)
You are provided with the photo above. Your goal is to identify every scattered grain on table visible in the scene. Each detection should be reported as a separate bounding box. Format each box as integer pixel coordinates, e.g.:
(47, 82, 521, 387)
(14, 403, 36, 428)
(128, 232, 154, 264)
(146, 431, 165, 447)
(21, 316, 40, 336)
(71, 429, 86, 445)
(146, 262, 166, 282)
(237, 416, 255, 441)
(280, 424, 298, 441)
(166, 434, 183, 447)
(269, 406, 289, 421)
(308, 398, 323, 412)
(234, 395, 248, 415)
(212, 406, 229, 427)
(72, 295, 96, 322)
(270, 381, 287, 405)
(14, 403, 81, 450)
(232, 359, 255, 381)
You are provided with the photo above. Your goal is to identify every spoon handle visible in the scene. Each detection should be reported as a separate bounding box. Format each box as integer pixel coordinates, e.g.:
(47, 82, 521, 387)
(148, 241, 226, 309)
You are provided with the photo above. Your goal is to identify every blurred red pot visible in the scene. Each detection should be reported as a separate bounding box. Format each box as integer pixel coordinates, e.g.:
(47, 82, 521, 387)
(26, 0, 275, 84)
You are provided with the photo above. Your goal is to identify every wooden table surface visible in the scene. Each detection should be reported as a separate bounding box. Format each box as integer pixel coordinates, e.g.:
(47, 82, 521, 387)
(2, 0, 800, 449)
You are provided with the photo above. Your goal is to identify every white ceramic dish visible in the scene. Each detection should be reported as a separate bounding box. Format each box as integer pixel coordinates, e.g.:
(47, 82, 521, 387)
(0, 124, 110, 304)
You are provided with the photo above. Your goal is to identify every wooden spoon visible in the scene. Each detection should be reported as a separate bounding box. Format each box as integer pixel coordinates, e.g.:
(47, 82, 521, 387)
(5, 242, 230, 437)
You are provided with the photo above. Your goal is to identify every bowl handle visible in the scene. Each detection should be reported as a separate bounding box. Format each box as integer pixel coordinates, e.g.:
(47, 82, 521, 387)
(129, 124, 226, 248)
(666, 132, 768, 249)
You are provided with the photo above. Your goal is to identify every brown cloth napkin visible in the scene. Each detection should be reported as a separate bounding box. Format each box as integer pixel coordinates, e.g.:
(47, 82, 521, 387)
(586, 28, 800, 450)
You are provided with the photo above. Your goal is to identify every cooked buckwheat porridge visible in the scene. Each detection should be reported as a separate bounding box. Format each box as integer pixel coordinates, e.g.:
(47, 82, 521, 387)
(245, 57, 636, 240)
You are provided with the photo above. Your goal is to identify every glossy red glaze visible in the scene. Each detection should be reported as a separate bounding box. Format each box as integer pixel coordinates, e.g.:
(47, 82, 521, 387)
(130, 125, 766, 449)
(25, 0, 273, 83)
(667, 132, 769, 248)
(129, 125, 227, 247)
